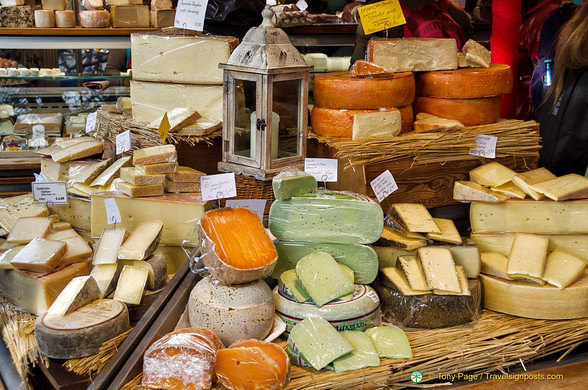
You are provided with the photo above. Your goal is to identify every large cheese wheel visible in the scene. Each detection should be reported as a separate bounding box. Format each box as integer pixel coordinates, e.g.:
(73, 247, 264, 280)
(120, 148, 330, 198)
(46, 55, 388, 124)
(313, 71, 415, 109)
(416, 64, 513, 98)
(55, 10, 75, 28)
(311, 106, 412, 137)
(414, 96, 501, 126)
(78, 9, 110, 28)
(34, 10, 56, 28)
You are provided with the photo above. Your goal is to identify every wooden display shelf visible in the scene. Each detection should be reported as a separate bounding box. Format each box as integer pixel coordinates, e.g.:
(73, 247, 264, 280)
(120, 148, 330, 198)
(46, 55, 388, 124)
(0, 27, 158, 36)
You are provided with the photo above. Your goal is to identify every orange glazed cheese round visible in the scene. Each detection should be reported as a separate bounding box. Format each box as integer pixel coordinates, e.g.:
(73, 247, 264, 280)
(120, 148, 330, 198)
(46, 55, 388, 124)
(416, 63, 512, 99)
(313, 71, 415, 109)
(399, 104, 413, 134)
(414, 96, 501, 126)
(311, 106, 404, 138)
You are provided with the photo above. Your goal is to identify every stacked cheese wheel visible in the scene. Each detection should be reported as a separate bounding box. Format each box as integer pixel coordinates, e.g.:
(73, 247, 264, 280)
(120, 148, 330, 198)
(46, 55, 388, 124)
(414, 64, 512, 126)
(311, 71, 415, 139)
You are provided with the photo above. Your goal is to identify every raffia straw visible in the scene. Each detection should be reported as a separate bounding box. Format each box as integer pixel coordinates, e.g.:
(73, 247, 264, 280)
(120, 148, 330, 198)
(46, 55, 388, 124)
(63, 327, 134, 376)
(121, 372, 144, 390)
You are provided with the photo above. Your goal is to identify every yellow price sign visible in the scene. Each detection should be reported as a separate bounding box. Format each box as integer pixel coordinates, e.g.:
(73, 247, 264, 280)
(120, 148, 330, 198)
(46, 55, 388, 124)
(158, 112, 171, 144)
(358, 0, 406, 35)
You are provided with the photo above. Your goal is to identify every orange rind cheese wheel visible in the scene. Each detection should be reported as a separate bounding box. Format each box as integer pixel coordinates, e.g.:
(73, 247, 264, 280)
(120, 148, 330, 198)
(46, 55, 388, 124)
(313, 71, 415, 109)
(350, 60, 392, 77)
(414, 96, 501, 126)
(416, 63, 512, 99)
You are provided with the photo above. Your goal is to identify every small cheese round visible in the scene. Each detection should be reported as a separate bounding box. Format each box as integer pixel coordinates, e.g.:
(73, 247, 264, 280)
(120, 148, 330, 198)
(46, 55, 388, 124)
(313, 71, 415, 109)
(311, 106, 400, 138)
(414, 96, 502, 126)
(79, 9, 110, 28)
(34, 10, 56, 28)
(55, 10, 75, 28)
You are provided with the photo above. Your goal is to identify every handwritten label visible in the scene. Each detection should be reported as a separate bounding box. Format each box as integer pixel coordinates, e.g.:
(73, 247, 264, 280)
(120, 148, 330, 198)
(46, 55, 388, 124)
(469, 134, 498, 159)
(116, 130, 132, 155)
(85, 111, 97, 133)
(32, 124, 45, 138)
(370, 170, 398, 202)
(158, 112, 171, 145)
(104, 198, 122, 225)
(201, 173, 237, 201)
(358, 0, 406, 35)
(175, 0, 208, 32)
(33, 172, 48, 183)
(32, 182, 68, 205)
(304, 158, 338, 182)
(226, 199, 266, 221)
(266, 0, 277, 5)
(296, 0, 308, 11)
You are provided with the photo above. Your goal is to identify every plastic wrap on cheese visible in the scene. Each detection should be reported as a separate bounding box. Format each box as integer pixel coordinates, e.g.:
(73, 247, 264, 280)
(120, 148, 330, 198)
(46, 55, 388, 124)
(142, 328, 224, 390)
(272, 168, 317, 200)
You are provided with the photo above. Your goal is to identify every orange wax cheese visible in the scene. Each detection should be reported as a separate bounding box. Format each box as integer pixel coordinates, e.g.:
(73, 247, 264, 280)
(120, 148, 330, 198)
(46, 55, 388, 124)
(311, 106, 405, 138)
(416, 64, 513, 99)
(414, 96, 502, 126)
(313, 71, 415, 109)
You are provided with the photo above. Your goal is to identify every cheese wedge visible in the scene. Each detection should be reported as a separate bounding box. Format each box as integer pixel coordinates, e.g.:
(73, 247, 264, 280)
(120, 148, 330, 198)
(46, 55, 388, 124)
(147, 108, 200, 131)
(480, 252, 512, 280)
(51, 140, 103, 163)
(115, 181, 164, 198)
(90, 263, 120, 297)
(135, 161, 178, 175)
(6, 217, 51, 244)
(453, 180, 507, 203)
(529, 173, 588, 201)
(511, 168, 557, 200)
(279, 269, 311, 302)
(47, 275, 101, 316)
(507, 233, 549, 284)
(469, 162, 517, 187)
(447, 239, 481, 278)
(118, 220, 163, 260)
(164, 180, 200, 193)
(69, 159, 111, 184)
(92, 227, 128, 264)
(426, 218, 462, 244)
(132, 144, 177, 165)
(418, 246, 461, 293)
(542, 249, 586, 288)
(389, 203, 441, 233)
(45, 229, 92, 266)
(119, 251, 168, 290)
(397, 255, 430, 291)
(119, 167, 165, 186)
(10, 238, 67, 273)
(365, 326, 412, 359)
(90, 156, 131, 187)
(375, 227, 428, 250)
(0, 246, 23, 270)
(379, 266, 429, 295)
(166, 166, 205, 183)
(490, 181, 527, 200)
(435, 266, 470, 296)
(113, 265, 149, 305)
(332, 331, 380, 373)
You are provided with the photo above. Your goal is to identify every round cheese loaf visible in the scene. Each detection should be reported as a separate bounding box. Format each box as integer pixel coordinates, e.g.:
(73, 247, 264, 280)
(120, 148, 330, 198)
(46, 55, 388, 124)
(55, 10, 75, 28)
(79, 9, 110, 28)
(311, 106, 412, 137)
(414, 96, 501, 126)
(416, 64, 513, 99)
(313, 71, 415, 109)
(34, 10, 56, 28)
(399, 104, 413, 134)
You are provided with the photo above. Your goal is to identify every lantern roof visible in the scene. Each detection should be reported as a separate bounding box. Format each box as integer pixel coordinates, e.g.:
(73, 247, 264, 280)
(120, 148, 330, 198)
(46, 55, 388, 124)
(226, 6, 307, 69)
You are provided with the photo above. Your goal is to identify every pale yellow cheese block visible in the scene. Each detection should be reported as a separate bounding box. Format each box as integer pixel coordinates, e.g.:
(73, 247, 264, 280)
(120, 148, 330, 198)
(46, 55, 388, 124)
(113, 265, 149, 305)
(426, 218, 462, 244)
(397, 255, 430, 291)
(147, 108, 200, 132)
(92, 227, 128, 265)
(418, 246, 461, 293)
(0, 195, 48, 233)
(380, 266, 429, 295)
(490, 181, 526, 200)
(434, 266, 470, 296)
(6, 217, 51, 244)
(119, 167, 165, 186)
(377, 227, 427, 250)
(46, 229, 93, 265)
(132, 144, 177, 166)
(166, 166, 205, 183)
(40, 157, 68, 182)
(135, 161, 178, 175)
(51, 140, 103, 163)
(115, 181, 164, 198)
(351, 110, 401, 141)
(529, 173, 588, 201)
(164, 180, 200, 194)
(469, 162, 517, 187)
(542, 249, 586, 288)
(390, 203, 441, 233)
(511, 168, 557, 200)
(10, 238, 67, 273)
(480, 252, 512, 280)
(118, 220, 163, 261)
(176, 117, 222, 136)
(90, 156, 131, 187)
(507, 233, 548, 284)
(480, 271, 588, 319)
(453, 181, 507, 203)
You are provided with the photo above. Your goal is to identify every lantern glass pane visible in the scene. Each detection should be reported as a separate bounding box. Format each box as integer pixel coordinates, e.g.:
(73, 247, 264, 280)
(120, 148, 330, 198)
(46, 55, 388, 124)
(233, 79, 257, 159)
(271, 78, 302, 160)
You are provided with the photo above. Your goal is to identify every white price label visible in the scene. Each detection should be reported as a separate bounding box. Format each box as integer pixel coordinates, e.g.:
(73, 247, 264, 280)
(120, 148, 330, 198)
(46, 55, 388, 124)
(226, 199, 266, 221)
(32, 124, 45, 138)
(304, 158, 338, 182)
(201, 173, 237, 201)
(33, 172, 48, 183)
(104, 198, 122, 225)
(32, 182, 68, 205)
(267, 0, 277, 5)
(175, 0, 209, 32)
(116, 130, 132, 155)
(296, 0, 308, 11)
(85, 111, 97, 133)
(469, 134, 498, 159)
(370, 170, 398, 202)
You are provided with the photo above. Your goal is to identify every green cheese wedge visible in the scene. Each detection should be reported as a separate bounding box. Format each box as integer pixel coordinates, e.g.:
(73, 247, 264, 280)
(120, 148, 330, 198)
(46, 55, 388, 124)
(269, 190, 384, 244)
(296, 251, 354, 307)
(280, 269, 311, 302)
(273, 241, 378, 284)
(365, 326, 413, 359)
(288, 317, 353, 370)
(332, 331, 380, 373)
(272, 169, 317, 200)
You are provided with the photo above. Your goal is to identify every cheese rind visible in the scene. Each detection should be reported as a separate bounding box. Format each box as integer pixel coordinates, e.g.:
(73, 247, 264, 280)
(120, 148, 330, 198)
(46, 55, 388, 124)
(119, 250, 168, 289)
(119, 167, 165, 185)
(118, 220, 163, 260)
(480, 252, 512, 280)
(90, 263, 120, 297)
(113, 265, 148, 305)
(414, 96, 502, 126)
(375, 227, 427, 250)
(47, 275, 101, 316)
(367, 38, 458, 72)
(6, 217, 51, 244)
(164, 180, 200, 193)
(166, 166, 205, 183)
(279, 269, 311, 302)
(542, 250, 586, 288)
(10, 238, 66, 273)
(41, 0, 65, 10)
(69, 159, 111, 184)
(470, 162, 517, 188)
(149, 8, 174, 28)
(135, 161, 178, 174)
(92, 227, 127, 264)
(111, 5, 149, 28)
(507, 233, 549, 283)
(34, 9, 55, 27)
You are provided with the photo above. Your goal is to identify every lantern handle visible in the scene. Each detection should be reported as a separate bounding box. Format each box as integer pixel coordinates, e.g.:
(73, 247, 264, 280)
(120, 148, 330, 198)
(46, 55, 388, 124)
(256, 118, 266, 132)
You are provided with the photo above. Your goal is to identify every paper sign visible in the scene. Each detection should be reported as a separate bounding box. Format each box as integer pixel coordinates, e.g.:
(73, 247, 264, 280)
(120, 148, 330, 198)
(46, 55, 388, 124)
(226, 199, 266, 221)
(358, 0, 406, 35)
(159, 112, 171, 145)
(296, 0, 308, 11)
(304, 158, 338, 182)
(201, 173, 237, 201)
(175, 0, 209, 32)
(33, 172, 48, 183)
(469, 134, 498, 159)
(32, 182, 68, 205)
(85, 111, 97, 133)
(370, 170, 398, 202)
(32, 124, 45, 138)
(267, 0, 277, 5)
(116, 130, 132, 155)
(104, 198, 122, 225)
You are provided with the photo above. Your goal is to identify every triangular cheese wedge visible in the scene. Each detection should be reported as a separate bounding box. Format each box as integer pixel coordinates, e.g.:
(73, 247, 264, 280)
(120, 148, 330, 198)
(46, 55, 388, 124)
(397, 255, 430, 291)
(380, 267, 430, 295)
(507, 233, 548, 284)
(426, 218, 462, 244)
(511, 168, 557, 200)
(418, 247, 461, 293)
(490, 181, 526, 200)
(376, 227, 427, 250)
(453, 181, 507, 203)
(470, 162, 517, 187)
(543, 249, 586, 288)
(529, 174, 588, 201)
(389, 203, 441, 233)
(480, 252, 512, 280)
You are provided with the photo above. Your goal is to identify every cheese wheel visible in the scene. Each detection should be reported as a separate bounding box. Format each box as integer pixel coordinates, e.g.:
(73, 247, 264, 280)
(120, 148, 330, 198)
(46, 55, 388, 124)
(55, 10, 75, 28)
(399, 104, 413, 134)
(414, 96, 501, 126)
(416, 64, 513, 98)
(34, 10, 56, 28)
(313, 71, 415, 109)
(311, 106, 405, 138)
(78, 9, 110, 28)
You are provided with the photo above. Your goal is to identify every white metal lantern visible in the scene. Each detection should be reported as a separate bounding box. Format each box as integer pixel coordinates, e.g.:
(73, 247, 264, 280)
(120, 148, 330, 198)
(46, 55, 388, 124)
(218, 6, 313, 181)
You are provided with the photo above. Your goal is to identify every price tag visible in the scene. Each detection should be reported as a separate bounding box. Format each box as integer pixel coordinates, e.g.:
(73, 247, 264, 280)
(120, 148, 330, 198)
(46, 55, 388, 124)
(32, 124, 45, 138)
(267, 0, 277, 5)
(175, 0, 209, 32)
(304, 158, 338, 182)
(469, 134, 498, 159)
(158, 112, 171, 145)
(31, 182, 68, 205)
(116, 130, 132, 155)
(370, 170, 398, 202)
(226, 199, 267, 221)
(104, 198, 122, 225)
(201, 173, 237, 201)
(296, 0, 308, 11)
(85, 111, 97, 133)
(33, 172, 48, 183)
(358, 0, 406, 35)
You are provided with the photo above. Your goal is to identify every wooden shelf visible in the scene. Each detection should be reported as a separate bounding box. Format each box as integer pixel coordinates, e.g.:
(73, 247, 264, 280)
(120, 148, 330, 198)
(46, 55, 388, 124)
(0, 27, 158, 36)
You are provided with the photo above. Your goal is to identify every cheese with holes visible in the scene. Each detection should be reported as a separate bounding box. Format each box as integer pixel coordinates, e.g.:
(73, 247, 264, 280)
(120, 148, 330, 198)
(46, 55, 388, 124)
(311, 106, 405, 138)
(55, 10, 74, 27)
(35, 299, 130, 359)
(480, 252, 512, 280)
(416, 64, 512, 98)
(332, 331, 380, 373)
(166, 166, 205, 183)
(111, 5, 149, 28)
(57, 196, 91, 231)
(46, 229, 93, 265)
(149, 9, 174, 28)
(47, 275, 101, 316)
(507, 233, 548, 283)
(10, 238, 66, 273)
(116, 181, 164, 198)
(34, 9, 55, 27)
(90, 263, 120, 297)
(453, 181, 507, 203)
(90, 156, 131, 187)
(118, 220, 163, 260)
(92, 227, 127, 265)
(113, 265, 149, 305)
(512, 168, 557, 200)
(470, 162, 517, 187)
(398, 255, 430, 291)
(6, 217, 51, 244)
(542, 250, 586, 288)
(120, 167, 165, 186)
(367, 38, 458, 72)
(529, 173, 588, 201)
(119, 251, 168, 289)
(426, 218, 462, 244)
(313, 71, 415, 109)
(352, 109, 401, 140)
(490, 181, 527, 199)
(418, 247, 461, 293)
(389, 203, 440, 233)
(365, 326, 412, 359)
(136, 161, 178, 174)
(51, 140, 103, 163)
(414, 96, 501, 126)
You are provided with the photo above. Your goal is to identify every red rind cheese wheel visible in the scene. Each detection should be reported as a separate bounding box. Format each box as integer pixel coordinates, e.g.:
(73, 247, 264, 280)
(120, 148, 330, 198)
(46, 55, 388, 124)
(416, 64, 513, 99)
(313, 71, 415, 109)
(414, 96, 501, 126)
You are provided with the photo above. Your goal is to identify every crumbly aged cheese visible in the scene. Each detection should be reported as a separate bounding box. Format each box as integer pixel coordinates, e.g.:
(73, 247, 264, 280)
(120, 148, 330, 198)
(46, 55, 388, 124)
(133, 144, 177, 165)
(47, 275, 101, 316)
(332, 331, 380, 373)
(166, 166, 205, 183)
(352, 109, 402, 140)
(119, 251, 168, 289)
(10, 238, 66, 273)
(78, 9, 110, 28)
(51, 140, 103, 163)
(463, 39, 492, 68)
(453, 181, 508, 203)
(414, 96, 502, 126)
(7, 217, 51, 244)
(507, 233, 549, 283)
(365, 326, 412, 359)
(115, 181, 165, 198)
(119, 167, 165, 186)
(90, 156, 131, 187)
(163, 180, 199, 193)
(35, 299, 130, 359)
(542, 250, 586, 288)
(470, 200, 588, 234)
(312, 71, 414, 109)
(0, 5, 33, 28)
(418, 246, 461, 293)
(416, 64, 512, 99)
(118, 220, 163, 260)
(41, 0, 65, 10)
(131, 81, 223, 123)
(511, 168, 557, 200)
(529, 173, 588, 201)
(375, 227, 427, 250)
(148, 108, 200, 132)
(113, 265, 148, 305)
(480, 252, 512, 280)
(57, 197, 91, 231)
(92, 227, 127, 264)
(311, 107, 401, 138)
(367, 38, 458, 72)
(82, 0, 103, 9)
(280, 269, 311, 302)
(131, 34, 237, 84)
(398, 255, 430, 291)
(90, 263, 119, 297)
(350, 60, 392, 77)
(135, 161, 178, 175)
(34, 9, 55, 27)
(490, 181, 527, 200)
(111, 5, 149, 28)
(470, 162, 517, 188)
(91, 192, 206, 246)
(426, 218, 462, 244)
(389, 203, 441, 233)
